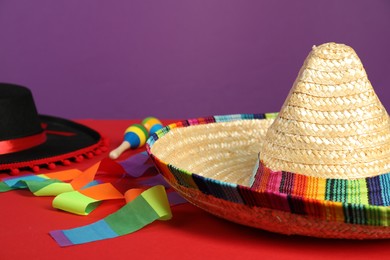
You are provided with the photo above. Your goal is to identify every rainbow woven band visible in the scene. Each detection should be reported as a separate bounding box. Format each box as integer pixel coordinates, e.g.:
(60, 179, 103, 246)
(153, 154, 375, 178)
(146, 113, 390, 227)
(147, 113, 278, 146)
(251, 159, 390, 226)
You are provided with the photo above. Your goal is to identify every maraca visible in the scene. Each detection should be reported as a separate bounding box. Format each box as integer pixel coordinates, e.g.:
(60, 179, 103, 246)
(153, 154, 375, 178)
(109, 123, 149, 159)
(141, 117, 163, 135)
(109, 117, 163, 160)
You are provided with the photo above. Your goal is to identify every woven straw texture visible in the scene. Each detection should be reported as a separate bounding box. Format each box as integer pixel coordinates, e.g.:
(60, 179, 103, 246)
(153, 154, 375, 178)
(260, 43, 390, 179)
(147, 114, 390, 239)
(151, 115, 275, 186)
(147, 43, 390, 239)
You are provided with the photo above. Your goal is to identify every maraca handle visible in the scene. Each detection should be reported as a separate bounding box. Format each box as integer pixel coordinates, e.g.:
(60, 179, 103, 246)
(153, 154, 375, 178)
(109, 141, 130, 160)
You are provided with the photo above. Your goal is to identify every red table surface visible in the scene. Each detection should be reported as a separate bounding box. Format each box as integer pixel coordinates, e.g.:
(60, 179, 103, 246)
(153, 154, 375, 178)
(1, 119, 390, 260)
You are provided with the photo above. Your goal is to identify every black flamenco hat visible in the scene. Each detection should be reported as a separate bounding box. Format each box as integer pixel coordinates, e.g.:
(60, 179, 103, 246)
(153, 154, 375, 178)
(0, 83, 108, 174)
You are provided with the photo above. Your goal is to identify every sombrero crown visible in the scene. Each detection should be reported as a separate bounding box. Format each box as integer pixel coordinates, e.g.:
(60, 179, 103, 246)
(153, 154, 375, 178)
(259, 42, 390, 179)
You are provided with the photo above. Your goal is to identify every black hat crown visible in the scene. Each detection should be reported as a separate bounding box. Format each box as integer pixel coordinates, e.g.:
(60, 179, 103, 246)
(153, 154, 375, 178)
(0, 83, 44, 141)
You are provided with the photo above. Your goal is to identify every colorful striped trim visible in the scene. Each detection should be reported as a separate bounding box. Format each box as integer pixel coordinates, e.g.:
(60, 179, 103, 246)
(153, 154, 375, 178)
(250, 159, 390, 225)
(251, 160, 390, 207)
(146, 113, 390, 227)
(147, 113, 271, 147)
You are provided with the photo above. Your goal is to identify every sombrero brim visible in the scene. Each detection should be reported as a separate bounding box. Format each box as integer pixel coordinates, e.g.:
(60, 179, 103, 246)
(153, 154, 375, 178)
(0, 115, 107, 173)
(146, 113, 390, 239)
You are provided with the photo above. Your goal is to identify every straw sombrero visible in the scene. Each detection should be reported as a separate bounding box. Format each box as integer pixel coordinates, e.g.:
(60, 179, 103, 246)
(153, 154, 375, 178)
(146, 43, 390, 239)
(0, 83, 108, 174)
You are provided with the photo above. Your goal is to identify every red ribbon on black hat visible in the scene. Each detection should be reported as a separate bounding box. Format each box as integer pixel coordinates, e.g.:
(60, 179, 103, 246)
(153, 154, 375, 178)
(0, 131, 47, 155)
(0, 123, 76, 155)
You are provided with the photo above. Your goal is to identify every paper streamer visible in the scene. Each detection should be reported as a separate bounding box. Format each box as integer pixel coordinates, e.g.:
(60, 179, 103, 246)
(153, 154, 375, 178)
(50, 185, 172, 246)
(0, 174, 72, 195)
(167, 191, 187, 206)
(53, 183, 124, 215)
(70, 162, 100, 190)
(137, 174, 171, 188)
(0, 162, 124, 215)
(29, 180, 73, 196)
(118, 151, 154, 177)
(0, 162, 101, 196)
(0, 151, 188, 246)
(0, 174, 52, 192)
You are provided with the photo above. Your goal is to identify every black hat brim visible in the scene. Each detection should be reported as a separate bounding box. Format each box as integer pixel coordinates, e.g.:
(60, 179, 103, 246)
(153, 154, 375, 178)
(0, 115, 106, 172)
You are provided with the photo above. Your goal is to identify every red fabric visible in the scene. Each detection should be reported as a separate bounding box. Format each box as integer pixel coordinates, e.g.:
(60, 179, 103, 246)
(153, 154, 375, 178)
(1, 119, 389, 260)
(0, 131, 46, 155)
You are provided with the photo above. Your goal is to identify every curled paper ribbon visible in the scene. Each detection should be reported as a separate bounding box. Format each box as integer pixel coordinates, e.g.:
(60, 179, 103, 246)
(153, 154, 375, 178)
(53, 183, 123, 215)
(118, 151, 153, 178)
(53, 183, 124, 215)
(0, 162, 125, 216)
(50, 185, 172, 246)
(0, 152, 187, 246)
(0, 162, 101, 196)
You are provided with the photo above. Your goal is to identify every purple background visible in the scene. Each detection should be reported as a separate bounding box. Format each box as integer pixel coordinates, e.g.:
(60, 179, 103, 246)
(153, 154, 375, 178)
(0, 0, 389, 119)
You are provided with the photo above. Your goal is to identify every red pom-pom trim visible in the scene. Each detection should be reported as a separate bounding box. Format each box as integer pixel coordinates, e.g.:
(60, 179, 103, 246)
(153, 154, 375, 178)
(10, 168, 20, 175)
(48, 163, 56, 170)
(0, 134, 109, 175)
